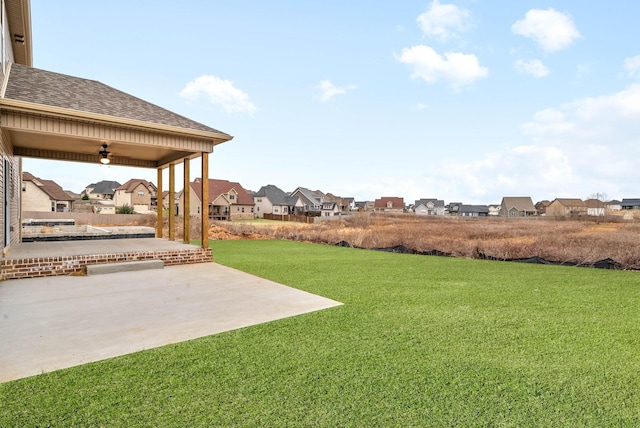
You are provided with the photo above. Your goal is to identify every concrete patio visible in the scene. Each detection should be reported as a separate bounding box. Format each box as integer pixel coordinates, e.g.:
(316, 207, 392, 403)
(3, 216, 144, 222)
(0, 262, 342, 383)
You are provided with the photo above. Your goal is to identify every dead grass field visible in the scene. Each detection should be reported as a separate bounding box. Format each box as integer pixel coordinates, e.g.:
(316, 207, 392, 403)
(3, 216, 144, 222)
(209, 213, 640, 270)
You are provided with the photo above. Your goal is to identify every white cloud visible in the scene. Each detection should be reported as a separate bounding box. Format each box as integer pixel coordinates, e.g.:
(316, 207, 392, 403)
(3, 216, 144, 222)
(524, 84, 640, 135)
(417, 0, 472, 42)
(315, 80, 356, 103)
(624, 55, 640, 78)
(514, 59, 549, 77)
(392, 83, 640, 203)
(397, 45, 488, 91)
(180, 75, 256, 113)
(512, 8, 581, 52)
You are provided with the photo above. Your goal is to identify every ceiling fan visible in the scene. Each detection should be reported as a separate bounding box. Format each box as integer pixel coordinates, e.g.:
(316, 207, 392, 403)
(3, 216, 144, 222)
(98, 143, 110, 165)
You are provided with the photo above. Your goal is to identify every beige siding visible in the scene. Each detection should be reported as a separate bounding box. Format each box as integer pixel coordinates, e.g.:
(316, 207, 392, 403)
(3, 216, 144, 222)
(113, 189, 132, 208)
(21, 180, 52, 211)
(253, 197, 273, 218)
(177, 190, 201, 217)
(230, 204, 254, 220)
(0, 133, 21, 248)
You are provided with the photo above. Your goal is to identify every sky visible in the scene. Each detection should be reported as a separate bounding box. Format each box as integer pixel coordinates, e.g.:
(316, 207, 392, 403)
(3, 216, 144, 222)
(24, 0, 640, 204)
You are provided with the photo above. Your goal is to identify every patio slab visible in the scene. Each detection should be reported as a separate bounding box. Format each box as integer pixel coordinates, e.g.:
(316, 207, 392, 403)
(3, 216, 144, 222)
(0, 262, 342, 383)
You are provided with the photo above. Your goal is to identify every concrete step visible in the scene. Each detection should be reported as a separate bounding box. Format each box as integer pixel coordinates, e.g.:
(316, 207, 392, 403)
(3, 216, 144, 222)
(86, 260, 164, 276)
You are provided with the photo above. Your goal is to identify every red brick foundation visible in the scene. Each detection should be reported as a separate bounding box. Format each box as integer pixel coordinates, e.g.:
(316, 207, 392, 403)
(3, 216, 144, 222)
(1, 247, 213, 280)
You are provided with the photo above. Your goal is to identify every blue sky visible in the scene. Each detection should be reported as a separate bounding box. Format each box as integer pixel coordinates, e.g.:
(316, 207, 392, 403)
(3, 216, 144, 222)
(25, 0, 640, 204)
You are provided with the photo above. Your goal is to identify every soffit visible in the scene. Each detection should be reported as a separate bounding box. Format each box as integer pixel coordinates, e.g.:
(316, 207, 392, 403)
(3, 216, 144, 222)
(4, 0, 32, 66)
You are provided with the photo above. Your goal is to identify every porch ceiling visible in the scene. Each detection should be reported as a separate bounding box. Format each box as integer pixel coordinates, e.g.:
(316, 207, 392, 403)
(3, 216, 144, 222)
(5, 124, 203, 169)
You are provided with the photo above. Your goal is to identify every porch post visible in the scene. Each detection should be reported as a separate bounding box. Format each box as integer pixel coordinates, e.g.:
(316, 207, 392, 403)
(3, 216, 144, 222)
(156, 167, 163, 238)
(169, 163, 175, 241)
(201, 152, 209, 249)
(183, 158, 190, 243)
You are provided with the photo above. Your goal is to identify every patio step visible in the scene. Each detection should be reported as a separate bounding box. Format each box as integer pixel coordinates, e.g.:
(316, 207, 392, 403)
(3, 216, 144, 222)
(86, 260, 164, 276)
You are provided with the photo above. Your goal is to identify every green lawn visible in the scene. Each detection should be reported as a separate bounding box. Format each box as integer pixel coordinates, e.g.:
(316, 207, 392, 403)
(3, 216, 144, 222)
(2, 240, 639, 426)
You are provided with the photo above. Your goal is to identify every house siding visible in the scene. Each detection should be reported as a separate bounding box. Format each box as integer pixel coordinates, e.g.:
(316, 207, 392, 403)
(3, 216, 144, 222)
(114, 183, 152, 210)
(21, 181, 52, 212)
(253, 196, 273, 218)
(546, 199, 587, 218)
(0, 135, 21, 248)
(0, 1, 21, 249)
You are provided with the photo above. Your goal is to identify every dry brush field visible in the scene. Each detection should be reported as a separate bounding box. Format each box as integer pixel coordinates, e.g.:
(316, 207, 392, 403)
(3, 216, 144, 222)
(209, 213, 640, 270)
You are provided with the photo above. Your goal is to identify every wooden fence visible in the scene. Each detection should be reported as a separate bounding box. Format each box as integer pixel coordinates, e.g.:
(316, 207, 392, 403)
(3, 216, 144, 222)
(264, 213, 316, 224)
(22, 211, 156, 226)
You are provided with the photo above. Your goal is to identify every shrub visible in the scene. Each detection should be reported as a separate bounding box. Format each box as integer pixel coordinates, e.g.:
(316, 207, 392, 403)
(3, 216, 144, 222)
(116, 204, 136, 214)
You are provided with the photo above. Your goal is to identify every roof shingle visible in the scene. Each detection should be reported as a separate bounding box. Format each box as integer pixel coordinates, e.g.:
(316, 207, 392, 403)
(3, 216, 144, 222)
(4, 64, 228, 135)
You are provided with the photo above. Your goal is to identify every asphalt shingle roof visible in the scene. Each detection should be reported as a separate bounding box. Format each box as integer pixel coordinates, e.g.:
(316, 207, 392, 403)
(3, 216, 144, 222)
(90, 181, 121, 195)
(22, 172, 74, 201)
(255, 185, 299, 206)
(190, 179, 254, 205)
(4, 64, 228, 135)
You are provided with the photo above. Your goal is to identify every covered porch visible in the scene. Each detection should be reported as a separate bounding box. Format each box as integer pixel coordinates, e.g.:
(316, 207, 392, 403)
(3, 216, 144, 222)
(0, 64, 233, 278)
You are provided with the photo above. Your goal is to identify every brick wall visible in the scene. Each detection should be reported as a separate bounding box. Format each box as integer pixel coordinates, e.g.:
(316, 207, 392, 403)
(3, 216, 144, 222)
(1, 247, 213, 280)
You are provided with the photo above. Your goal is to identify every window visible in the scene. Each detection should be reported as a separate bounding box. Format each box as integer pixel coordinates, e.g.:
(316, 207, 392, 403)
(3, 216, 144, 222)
(274, 207, 279, 213)
(241, 207, 245, 213)
(229, 194, 235, 200)
(138, 190, 144, 197)
(256, 198, 262, 203)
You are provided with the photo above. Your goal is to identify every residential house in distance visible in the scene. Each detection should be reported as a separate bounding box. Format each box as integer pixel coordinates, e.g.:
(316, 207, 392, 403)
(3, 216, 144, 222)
(535, 200, 551, 216)
(320, 201, 341, 217)
(620, 198, 640, 210)
(21, 172, 75, 212)
(161, 191, 171, 210)
(354, 201, 375, 212)
(83, 180, 121, 200)
(324, 192, 350, 214)
(499, 197, 536, 217)
(546, 198, 587, 218)
(290, 187, 323, 214)
(585, 199, 606, 217)
(414, 199, 445, 216)
(113, 179, 157, 213)
(459, 205, 489, 217)
(607, 200, 622, 212)
(446, 202, 462, 216)
(374, 197, 404, 213)
(488, 204, 501, 216)
(253, 184, 302, 218)
(181, 178, 254, 221)
(342, 197, 356, 211)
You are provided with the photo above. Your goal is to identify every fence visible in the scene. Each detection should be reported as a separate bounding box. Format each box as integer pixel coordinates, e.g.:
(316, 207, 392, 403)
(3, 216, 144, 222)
(22, 211, 156, 226)
(264, 213, 316, 224)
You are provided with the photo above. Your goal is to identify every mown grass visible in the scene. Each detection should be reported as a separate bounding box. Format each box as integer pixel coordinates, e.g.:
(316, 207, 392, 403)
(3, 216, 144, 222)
(1, 240, 639, 426)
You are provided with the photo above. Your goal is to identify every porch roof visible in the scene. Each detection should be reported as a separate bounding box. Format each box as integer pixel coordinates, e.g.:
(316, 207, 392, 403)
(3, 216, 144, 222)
(0, 64, 233, 168)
